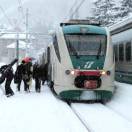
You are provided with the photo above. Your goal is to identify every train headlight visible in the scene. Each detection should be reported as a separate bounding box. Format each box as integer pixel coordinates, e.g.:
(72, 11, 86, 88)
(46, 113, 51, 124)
(65, 70, 77, 75)
(106, 71, 111, 75)
(65, 70, 71, 75)
(101, 70, 106, 75)
(101, 70, 111, 76)
(71, 70, 75, 75)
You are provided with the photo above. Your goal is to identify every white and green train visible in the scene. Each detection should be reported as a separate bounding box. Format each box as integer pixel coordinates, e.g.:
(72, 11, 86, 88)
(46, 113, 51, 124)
(44, 20, 115, 102)
(110, 17, 132, 84)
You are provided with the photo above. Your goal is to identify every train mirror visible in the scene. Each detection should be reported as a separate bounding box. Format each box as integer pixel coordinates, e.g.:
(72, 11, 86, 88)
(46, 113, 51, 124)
(48, 30, 55, 36)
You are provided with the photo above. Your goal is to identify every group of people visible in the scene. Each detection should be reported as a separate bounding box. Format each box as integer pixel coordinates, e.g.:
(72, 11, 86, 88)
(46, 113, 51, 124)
(0, 59, 47, 97)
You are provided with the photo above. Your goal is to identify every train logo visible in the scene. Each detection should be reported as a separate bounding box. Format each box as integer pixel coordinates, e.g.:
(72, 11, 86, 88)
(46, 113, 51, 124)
(84, 61, 94, 69)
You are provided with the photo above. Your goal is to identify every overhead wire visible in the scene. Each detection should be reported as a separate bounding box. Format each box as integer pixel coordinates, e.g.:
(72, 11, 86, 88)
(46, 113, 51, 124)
(17, 0, 26, 25)
(69, 0, 78, 15)
(65, 0, 78, 20)
(0, 5, 13, 27)
(69, 0, 86, 19)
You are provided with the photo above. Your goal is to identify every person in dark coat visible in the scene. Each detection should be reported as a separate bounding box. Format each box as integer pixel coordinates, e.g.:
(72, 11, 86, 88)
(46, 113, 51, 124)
(41, 63, 48, 85)
(14, 60, 33, 92)
(0, 65, 14, 97)
(24, 61, 33, 92)
(14, 60, 26, 91)
(33, 62, 42, 92)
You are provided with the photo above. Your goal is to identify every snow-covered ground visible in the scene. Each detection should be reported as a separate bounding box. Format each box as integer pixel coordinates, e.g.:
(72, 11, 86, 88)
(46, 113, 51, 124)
(0, 81, 88, 132)
(107, 82, 132, 122)
(72, 82, 132, 132)
(72, 103, 132, 132)
(0, 70, 132, 132)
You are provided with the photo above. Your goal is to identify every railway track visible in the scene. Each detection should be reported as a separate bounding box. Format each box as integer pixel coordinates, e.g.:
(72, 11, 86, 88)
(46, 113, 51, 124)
(106, 101, 132, 123)
(69, 103, 132, 132)
(47, 85, 132, 132)
(70, 104, 94, 132)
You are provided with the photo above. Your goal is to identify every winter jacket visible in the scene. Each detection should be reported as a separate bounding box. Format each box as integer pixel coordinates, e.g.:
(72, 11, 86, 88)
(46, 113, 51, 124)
(0, 65, 13, 85)
(0, 65, 14, 79)
(14, 64, 26, 83)
(33, 63, 42, 79)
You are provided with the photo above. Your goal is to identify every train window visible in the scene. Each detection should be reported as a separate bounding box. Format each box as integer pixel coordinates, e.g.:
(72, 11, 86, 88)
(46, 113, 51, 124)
(125, 42, 131, 61)
(53, 35, 61, 62)
(65, 34, 106, 56)
(119, 44, 124, 61)
(114, 45, 118, 62)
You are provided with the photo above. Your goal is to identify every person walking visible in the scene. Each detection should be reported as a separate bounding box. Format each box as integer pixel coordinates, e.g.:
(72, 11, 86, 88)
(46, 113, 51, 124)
(14, 60, 26, 92)
(15, 60, 33, 92)
(33, 62, 42, 92)
(23, 61, 33, 92)
(41, 63, 48, 85)
(0, 65, 14, 97)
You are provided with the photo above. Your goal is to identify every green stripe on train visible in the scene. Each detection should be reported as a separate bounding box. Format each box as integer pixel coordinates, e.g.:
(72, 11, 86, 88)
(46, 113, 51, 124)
(63, 25, 107, 35)
(59, 90, 113, 101)
(70, 56, 105, 70)
(115, 73, 132, 84)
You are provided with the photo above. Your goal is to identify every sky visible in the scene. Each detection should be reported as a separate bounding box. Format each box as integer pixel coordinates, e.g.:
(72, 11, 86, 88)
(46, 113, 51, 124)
(0, 0, 94, 30)
(0, 0, 122, 31)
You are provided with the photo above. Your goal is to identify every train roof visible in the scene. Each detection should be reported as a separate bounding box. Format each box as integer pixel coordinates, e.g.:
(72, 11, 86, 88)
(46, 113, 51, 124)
(60, 19, 101, 26)
(62, 25, 107, 35)
(109, 16, 132, 35)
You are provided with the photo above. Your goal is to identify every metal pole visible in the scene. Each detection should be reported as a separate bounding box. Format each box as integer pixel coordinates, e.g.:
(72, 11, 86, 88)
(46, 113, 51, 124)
(16, 33, 19, 66)
(25, 8, 29, 57)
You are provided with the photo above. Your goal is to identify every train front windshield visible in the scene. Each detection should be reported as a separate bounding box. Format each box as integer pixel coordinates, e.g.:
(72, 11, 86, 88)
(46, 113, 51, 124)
(65, 35, 106, 56)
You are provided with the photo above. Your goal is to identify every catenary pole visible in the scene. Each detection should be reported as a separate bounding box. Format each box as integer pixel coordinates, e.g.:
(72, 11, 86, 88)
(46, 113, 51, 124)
(25, 8, 29, 57)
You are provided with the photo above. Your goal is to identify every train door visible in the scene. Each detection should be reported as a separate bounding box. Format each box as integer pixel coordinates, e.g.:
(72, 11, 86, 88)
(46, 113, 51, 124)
(47, 46, 54, 88)
(47, 47, 51, 81)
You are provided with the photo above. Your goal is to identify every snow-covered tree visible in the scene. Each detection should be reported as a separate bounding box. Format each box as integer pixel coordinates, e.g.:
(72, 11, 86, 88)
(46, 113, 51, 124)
(92, 0, 102, 22)
(92, 0, 119, 26)
(120, 0, 132, 18)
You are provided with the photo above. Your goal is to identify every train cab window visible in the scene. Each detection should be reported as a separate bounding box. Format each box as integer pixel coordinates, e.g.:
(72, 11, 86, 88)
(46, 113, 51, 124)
(125, 42, 131, 61)
(114, 45, 118, 62)
(53, 35, 61, 62)
(65, 34, 106, 56)
(119, 44, 124, 61)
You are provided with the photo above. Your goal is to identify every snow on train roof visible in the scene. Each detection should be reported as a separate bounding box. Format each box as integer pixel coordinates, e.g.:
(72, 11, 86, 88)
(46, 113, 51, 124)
(60, 19, 101, 26)
(109, 16, 132, 31)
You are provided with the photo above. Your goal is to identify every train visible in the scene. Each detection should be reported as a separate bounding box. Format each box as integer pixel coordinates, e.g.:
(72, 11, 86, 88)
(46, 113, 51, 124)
(110, 17, 132, 84)
(42, 19, 115, 102)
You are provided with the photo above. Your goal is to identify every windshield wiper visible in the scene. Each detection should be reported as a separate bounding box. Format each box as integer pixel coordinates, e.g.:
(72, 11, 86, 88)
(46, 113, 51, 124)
(70, 44, 80, 59)
(74, 51, 80, 59)
(96, 40, 102, 59)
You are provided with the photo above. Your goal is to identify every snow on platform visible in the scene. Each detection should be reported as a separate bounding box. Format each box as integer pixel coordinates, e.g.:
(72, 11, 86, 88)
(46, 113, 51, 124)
(107, 82, 132, 122)
(0, 78, 132, 132)
(0, 85, 88, 132)
(71, 103, 132, 132)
